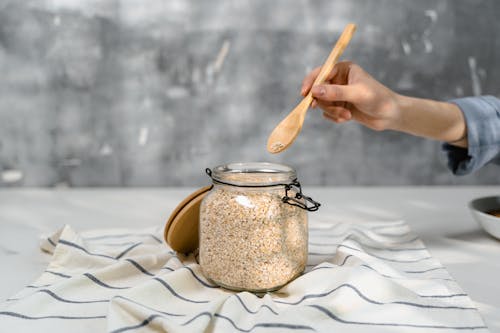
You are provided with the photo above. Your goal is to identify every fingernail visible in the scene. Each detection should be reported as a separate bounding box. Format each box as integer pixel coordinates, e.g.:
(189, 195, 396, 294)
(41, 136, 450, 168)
(311, 100, 317, 108)
(312, 86, 325, 96)
(300, 87, 306, 96)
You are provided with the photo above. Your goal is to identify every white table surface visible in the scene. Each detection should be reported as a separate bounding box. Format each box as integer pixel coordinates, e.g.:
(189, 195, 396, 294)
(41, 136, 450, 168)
(0, 187, 499, 331)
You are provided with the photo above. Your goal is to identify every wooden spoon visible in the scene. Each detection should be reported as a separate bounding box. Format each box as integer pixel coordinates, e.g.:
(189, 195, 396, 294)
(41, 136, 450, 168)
(267, 23, 357, 154)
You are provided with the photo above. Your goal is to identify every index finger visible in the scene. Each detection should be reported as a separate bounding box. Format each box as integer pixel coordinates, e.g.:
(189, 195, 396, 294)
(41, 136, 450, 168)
(301, 63, 341, 96)
(300, 66, 321, 96)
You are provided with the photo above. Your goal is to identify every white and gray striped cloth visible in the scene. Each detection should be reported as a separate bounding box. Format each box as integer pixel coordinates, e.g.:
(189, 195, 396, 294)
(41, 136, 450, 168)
(0, 220, 488, 332)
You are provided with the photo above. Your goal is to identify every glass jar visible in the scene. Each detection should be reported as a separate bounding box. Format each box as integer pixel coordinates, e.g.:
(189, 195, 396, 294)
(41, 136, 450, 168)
(199, 162, 319, 292)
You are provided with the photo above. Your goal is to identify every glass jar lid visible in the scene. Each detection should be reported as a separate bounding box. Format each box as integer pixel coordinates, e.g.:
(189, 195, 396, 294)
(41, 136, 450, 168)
(210, 162, 297, 187)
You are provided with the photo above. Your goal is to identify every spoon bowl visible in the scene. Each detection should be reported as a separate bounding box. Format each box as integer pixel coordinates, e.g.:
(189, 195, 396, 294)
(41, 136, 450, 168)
(267, 95, 313, 153)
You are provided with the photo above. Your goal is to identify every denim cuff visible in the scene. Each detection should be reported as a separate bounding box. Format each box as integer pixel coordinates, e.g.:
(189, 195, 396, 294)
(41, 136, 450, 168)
(443, 96, 500, 175)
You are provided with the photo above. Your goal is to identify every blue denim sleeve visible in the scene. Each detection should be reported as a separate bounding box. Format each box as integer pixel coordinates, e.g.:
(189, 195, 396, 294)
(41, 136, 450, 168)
(443, 95, 500, 175)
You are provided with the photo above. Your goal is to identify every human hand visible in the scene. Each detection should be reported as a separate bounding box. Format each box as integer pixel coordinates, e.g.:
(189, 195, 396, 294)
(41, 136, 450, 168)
(301, 62, 400, 131)
(301, 61, 467, 147)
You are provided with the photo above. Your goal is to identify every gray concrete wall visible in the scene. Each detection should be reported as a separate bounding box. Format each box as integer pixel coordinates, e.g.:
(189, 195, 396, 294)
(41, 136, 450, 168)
(0, 0, 499, 187)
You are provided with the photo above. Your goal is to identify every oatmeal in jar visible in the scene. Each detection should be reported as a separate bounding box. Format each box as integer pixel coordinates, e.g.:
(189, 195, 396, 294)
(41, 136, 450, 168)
(199, 162, 319, 292)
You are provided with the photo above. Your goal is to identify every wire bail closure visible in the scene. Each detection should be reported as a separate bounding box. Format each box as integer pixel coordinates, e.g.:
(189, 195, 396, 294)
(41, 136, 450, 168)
(205, 168, 320, 212)
(282, 180, 321, 212)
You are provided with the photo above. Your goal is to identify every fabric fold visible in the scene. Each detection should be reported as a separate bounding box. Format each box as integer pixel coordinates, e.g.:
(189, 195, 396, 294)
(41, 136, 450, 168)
(0, 221, 488, 332)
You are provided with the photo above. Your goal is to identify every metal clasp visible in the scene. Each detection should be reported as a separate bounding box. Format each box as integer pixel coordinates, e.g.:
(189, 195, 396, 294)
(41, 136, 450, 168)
(282, 181, 321, 212)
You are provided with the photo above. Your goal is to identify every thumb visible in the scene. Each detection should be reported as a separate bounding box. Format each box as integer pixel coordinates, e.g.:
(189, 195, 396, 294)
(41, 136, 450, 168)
(311, 84, 360, 103)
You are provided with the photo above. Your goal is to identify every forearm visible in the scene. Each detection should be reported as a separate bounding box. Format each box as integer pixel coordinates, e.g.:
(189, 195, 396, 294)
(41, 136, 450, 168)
(391, 95, 468, 147)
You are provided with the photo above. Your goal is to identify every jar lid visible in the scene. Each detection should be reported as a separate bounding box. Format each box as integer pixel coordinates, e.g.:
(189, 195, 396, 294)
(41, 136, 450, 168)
(164, 185, 213, 253)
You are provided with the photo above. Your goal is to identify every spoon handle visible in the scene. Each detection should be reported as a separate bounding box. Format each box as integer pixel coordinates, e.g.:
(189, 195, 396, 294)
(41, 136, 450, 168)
(309, 23, 357, 92)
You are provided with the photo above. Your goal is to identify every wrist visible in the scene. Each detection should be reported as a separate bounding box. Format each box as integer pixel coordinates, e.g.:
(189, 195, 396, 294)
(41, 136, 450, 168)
(386, 93, 407, 132)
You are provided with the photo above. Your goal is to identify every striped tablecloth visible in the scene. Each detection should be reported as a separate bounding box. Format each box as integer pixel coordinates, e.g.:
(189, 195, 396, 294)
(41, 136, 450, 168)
(0, 219, 488, 332)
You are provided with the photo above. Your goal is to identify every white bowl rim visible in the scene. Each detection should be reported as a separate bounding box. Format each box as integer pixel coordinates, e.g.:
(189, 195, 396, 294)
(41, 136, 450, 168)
(468, 196, 500, 221)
